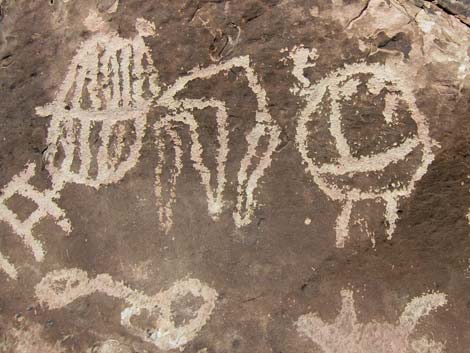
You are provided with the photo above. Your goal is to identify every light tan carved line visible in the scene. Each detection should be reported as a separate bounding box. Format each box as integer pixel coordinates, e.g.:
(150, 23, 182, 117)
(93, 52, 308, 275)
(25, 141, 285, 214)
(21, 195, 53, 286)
(154, 120, 183, 233)
(335, 198, 353, 248)
(317, 138, 419, 175)
(0, 252, 17, 279)
(78, 119, 92, 180)
(36, 268, 217, 351)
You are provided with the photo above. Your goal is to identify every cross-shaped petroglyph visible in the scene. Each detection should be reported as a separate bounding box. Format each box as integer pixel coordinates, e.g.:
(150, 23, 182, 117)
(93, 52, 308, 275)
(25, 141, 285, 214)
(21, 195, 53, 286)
(155, 56, 281, 232)
(296, 289, 447, 353)
(36, 14, 158, 188)
(35, 268, 217, 351)
(290, 46, 437, 247)
(0, 163, 71, 279)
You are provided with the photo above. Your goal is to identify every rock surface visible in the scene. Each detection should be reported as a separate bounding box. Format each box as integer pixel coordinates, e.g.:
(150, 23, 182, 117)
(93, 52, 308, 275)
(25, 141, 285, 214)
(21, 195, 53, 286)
(0, 0, 469, 352)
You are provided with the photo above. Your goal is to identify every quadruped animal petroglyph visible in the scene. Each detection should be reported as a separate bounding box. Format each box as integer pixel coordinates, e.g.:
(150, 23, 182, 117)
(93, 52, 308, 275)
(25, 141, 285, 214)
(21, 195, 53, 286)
(35, 11, 280, 233)
(155, 56, 281, 232)
(290, 46, 437, 247)
(0, 163, 71, 279)
(296, 289, 447, 353)
(35, 267, 218, 351)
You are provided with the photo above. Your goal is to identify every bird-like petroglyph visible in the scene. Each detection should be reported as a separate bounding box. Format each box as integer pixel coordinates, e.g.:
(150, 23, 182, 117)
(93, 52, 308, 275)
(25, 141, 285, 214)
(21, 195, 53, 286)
(0, 163, 71, 279)
(296, 289, 447, 353)
(36, 15, 158, 188)
(291, 46, 436, 247)
(35, 268, 217, 351)
(155, 56, 281, 232)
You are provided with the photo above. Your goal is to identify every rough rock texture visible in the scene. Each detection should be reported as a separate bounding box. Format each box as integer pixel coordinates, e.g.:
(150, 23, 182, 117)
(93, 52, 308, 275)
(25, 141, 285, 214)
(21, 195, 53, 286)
(0, 0, 469, 352)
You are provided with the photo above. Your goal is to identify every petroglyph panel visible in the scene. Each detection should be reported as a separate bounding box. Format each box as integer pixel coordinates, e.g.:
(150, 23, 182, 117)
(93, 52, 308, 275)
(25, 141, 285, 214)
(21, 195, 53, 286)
(35, 268, 217, 351)
(1, 0, 470, 351)
(292, 47, 436, 247)
(296, 289, 447, 353)
(155, 56, 281, 232)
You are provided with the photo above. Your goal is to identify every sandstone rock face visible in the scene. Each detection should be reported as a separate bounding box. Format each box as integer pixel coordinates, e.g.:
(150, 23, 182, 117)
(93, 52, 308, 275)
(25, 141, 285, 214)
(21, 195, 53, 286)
(0, 0, 469, 352)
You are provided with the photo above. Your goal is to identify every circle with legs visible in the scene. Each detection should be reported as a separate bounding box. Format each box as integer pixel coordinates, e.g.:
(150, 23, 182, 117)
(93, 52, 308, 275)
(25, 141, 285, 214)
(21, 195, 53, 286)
(296, 61, 435, 247)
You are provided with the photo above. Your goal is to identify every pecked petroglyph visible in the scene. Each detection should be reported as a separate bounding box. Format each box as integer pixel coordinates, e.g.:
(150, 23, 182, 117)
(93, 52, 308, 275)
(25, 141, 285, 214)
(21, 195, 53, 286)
(155, 56, 281, 232)
(0, 163, 71, 279)
(35, 268, 217, 351)
(291, 46, 437, 247)
(296, 289, 447, 353)
(36, 14, 158, 189)
(35, 11, 279, 232)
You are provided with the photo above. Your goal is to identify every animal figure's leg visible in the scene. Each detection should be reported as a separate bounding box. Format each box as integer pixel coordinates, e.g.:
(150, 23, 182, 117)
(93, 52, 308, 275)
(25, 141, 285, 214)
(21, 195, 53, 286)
(178, 99, 229, 218)
(154, 119, 183, 234)
(234, 122, 281, 227)
(383, 194, 399, 240)
(335, 198, 353, 248)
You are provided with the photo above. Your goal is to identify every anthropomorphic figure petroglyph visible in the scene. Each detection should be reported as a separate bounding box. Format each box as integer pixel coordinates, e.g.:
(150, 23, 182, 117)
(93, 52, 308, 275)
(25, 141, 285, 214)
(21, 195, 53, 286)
(0, 163, 71, 279)
(36, 13, 158, 188)
(35, 268, 217, 351)
(154, 56, 281, 232)
(296, 289, 447, 353)
(291, 46, 436, 247)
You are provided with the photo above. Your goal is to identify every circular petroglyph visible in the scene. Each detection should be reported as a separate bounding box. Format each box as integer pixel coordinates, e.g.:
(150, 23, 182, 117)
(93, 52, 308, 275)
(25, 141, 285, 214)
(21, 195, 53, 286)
(36, 17, 158, 189)
(295, 58, 436, 247)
